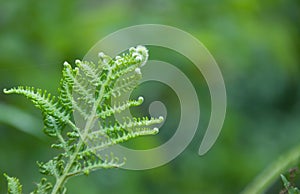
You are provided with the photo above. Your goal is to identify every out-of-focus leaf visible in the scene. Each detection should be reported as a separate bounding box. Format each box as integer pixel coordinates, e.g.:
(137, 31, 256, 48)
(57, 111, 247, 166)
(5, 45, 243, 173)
(0, 103, 43, 139)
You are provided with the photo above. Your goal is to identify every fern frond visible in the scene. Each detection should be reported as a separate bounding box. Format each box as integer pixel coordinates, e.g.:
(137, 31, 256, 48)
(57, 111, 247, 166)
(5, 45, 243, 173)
(58, 62, 77, 112)
(111, 46, 148, 76)
(4, 174, 22, 194)
(63, 62, 95, 105)
(98, 96, 144, 119)
(67, 153, 124, 177)
(119, 116, 164, 131)
(3, 86, 69, 121)
(75, 60, 102, 87)
(31, 178, 52, 194)
(110, 70, 142, 97)
(92, 116, 163, 137)
(85, 127, 159, 154)
(3, 45, 163, 194)
(37, 156, 65, 179)
(43, 114, 66, 137)
(99, 46, 149, 101)
(59, 62, 89, 119)
(87, 113, 163, 154)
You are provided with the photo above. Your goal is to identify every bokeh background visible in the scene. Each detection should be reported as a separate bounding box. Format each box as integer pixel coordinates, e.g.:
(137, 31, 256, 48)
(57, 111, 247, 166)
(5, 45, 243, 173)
(1, 0, 300, 193)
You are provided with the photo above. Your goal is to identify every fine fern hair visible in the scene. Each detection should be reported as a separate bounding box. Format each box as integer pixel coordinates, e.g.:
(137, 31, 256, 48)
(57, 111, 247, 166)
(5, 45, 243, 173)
(3, 45, 163, 194)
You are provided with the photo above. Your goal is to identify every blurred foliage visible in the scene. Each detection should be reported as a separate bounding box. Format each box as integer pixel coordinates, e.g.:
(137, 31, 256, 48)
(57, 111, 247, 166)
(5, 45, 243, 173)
(280, 174, 300, 194)
(0, 0, 299, 193)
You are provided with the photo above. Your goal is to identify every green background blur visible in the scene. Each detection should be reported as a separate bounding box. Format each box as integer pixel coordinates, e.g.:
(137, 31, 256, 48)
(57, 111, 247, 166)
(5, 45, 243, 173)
(1, 0, 300, 193)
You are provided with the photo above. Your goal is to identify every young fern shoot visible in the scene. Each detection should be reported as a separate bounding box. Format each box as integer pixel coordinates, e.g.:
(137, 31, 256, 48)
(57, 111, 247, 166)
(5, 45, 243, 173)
(3, 46, 163, 194)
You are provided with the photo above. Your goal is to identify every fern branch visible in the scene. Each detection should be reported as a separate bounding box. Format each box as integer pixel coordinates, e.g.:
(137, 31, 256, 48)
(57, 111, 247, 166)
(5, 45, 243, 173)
(63, 62, 94, 105)
(4, 174, 22, 194)
(66, 154, 124, 177)
(31, 178, 52, 194)
(75, 60, 102, 87)
(89, 116, 163, 138)
(3, 87, 69, 120)
(84, 127, 159, 153)
(109, 70, 142, 97)
(97, 96, 144, 119)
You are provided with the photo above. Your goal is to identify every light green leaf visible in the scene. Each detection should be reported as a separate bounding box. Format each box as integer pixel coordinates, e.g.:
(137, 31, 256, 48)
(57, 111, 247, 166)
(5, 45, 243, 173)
(4, 173, 22, 194)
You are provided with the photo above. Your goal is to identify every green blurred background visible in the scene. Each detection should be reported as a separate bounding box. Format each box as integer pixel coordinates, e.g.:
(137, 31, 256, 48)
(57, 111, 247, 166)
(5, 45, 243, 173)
(0, 0, 300, 193)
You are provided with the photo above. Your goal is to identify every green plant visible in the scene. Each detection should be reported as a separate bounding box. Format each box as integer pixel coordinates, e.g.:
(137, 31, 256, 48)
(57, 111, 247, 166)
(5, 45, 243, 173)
(242, 145, 300, 194)
(280, 173, 300, 194)
(3, 46, 163, 194)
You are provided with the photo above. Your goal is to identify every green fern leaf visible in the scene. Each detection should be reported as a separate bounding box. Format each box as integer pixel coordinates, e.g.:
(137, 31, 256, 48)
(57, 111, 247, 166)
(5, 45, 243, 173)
(75, 60, 102, 87)
(43, 114, 65, 137)
(3, 86, 69, 121)
(58, 62, 78, 113)
(4, 174, 22, 194)
(97, 96, 144, 119)
(67, 153, 124, 177)
(31, 178, 52, 194)
(3, 45, 163, 194)
(109, 66, 142, 98)
(85, 127, 160, 154)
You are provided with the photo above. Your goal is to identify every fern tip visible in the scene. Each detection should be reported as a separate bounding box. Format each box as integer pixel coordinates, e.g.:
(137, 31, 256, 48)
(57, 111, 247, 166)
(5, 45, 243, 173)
(138, 96, 144, 103)
(135, 68, 141, 75)
(153, 127, 159, 133)
(3, 88, 14, 94)
(98, 52, 105, 58)
(136, 45, 147, 53)
(131, 45, 148, 66)
(75, 59, 81, 64)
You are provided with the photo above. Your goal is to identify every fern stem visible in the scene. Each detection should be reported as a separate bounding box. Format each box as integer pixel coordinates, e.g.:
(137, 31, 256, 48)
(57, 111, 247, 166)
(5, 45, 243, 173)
(241, 144, 300, 194)
(51, 136, 84, 194)
(51, 123, 89, 194)
(51, 67, 114, 194)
